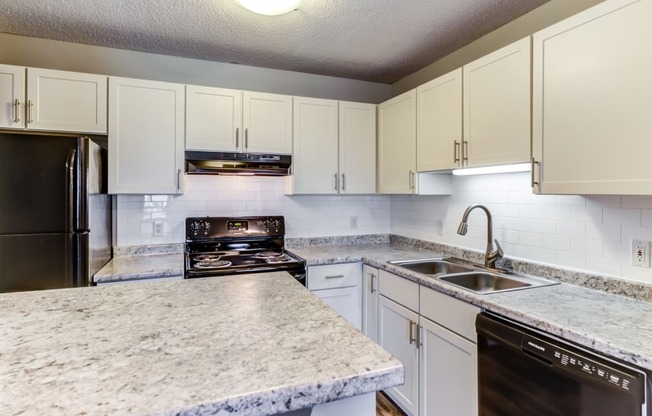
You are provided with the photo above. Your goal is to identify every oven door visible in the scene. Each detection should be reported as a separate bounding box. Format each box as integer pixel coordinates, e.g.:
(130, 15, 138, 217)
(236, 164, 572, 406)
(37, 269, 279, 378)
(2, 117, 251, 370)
(476, 313, 649, 416)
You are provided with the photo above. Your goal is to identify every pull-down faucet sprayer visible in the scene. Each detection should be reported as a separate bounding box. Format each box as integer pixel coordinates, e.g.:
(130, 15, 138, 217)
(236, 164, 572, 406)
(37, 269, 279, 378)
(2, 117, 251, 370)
(457, 204, 504, 269)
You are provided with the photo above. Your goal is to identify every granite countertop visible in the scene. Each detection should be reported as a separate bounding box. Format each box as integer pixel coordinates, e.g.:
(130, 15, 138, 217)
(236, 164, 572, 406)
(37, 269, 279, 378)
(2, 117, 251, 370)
(290, 244, 652, 371)
(93, 253, 184, 284)
(0, 272, 403, 416)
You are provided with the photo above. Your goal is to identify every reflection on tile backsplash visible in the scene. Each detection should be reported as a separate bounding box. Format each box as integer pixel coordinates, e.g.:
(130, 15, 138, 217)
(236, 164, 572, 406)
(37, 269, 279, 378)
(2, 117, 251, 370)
(391, 172, 652, 284)
(116, 175, 390, 246)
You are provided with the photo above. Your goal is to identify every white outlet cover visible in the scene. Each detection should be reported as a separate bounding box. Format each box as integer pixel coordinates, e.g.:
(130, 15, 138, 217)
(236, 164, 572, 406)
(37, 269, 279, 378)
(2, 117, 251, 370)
(632, 239, 651, 268)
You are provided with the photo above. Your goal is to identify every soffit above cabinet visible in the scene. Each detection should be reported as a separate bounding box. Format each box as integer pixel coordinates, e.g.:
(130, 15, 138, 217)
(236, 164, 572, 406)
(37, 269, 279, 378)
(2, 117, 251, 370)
(0, 0, 548, 84)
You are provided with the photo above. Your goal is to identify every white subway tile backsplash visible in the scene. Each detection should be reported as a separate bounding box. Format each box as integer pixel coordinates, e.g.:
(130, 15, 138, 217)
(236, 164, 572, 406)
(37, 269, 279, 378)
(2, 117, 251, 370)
(603, 208, 641, 226)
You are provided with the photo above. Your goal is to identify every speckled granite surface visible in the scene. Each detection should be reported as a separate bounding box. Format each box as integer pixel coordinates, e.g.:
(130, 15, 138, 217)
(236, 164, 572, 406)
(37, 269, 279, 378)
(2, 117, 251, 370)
(0, 272, 403, 416)
(113, 243, 184, 256)
(290, 243, 652, 371)
(93, 253, 184, 283)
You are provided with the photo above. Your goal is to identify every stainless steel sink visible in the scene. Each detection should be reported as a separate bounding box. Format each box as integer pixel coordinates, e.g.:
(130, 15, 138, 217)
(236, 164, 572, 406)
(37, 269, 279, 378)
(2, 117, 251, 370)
(388, 259, 473, 275)
(439, 272, 530, 294)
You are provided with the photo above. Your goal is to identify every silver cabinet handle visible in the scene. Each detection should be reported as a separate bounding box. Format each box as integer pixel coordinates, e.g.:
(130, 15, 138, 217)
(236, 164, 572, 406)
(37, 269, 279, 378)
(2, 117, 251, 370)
(176, 169, 182, 191)
(244, 128, 249, 150)
(27, 100, 34, 124)
(408, 170, 412, 190)
(65, 149, 76, 233)
(416, 324, 422, 348)
(409, 320, 417, 344)
(325, 274, 344, 279)
(462, 140, 469, 166)
(409, 171, 416, 192)
(453, 140, 460, 164)
(13, 99, 20, 123)
(235, 127, 239, 148)
(370, 273, 377, 293)
(341, 173, 346, 191)
(334, 173, 338, 191)
(531, 157, 540, 189)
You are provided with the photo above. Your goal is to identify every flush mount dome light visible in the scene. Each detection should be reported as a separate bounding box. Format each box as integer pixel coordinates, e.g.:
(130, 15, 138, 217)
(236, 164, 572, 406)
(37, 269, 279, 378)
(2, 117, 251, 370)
(235, 0, 304, 15)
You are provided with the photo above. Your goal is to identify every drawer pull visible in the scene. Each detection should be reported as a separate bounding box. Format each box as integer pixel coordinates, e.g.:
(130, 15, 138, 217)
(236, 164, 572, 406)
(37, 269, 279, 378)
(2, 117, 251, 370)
(325, 274, 345, 279)
(409, 320, 417, 344)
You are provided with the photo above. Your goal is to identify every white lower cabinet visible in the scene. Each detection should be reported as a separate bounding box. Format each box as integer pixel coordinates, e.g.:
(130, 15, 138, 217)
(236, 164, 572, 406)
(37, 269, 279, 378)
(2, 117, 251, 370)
(307, 263, 362, 330)
(361, 265, 379, 342)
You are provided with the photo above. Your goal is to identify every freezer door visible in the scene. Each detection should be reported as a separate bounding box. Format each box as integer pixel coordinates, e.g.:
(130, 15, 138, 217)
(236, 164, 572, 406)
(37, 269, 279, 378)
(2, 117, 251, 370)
(0, 233, 74, 292)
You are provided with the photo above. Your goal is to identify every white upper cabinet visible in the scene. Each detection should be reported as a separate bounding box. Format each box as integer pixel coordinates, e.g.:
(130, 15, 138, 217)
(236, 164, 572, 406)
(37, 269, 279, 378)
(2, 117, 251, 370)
(463, 37, 531, 168)
(290, 98, 376, 195)
(242, 91, 293, 154)
(292, 96, 340, 194)
(378, 89, 418, 194)
(185, 86, 242, 152)
(108, 77, 184, 194)
(532, 0, 652, 195)
(0, 65, 107, 134)
(338, 101, 377, 194)
(416, 69, 463, 172)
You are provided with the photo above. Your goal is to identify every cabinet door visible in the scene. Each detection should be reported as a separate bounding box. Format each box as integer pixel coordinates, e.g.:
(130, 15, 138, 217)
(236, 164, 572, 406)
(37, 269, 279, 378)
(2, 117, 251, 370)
(419, 317, 477, 416)
(533, 0, 652, 195)
(416, 69, 463, 172)
(0, 64, 25, 130)
(292, 97, 339, 194)
(379, 295, 419, 416)
(242, 91, 292, 153)
(339, 101, 377, 194)
(463, 37, 530, 168)
(108, 77, 185, 194)
(378, 89, 417, 194)
(186, 85, 242, 152)
(313, 286, 361, 330)
(361, 265, 379, 342)
(26, 68, 107, 134)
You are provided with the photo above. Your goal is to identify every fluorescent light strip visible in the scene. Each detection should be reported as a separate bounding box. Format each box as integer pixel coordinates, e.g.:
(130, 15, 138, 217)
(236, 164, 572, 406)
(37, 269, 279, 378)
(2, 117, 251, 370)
(452, 163, 531, 176)
(235, 0, 304, 15)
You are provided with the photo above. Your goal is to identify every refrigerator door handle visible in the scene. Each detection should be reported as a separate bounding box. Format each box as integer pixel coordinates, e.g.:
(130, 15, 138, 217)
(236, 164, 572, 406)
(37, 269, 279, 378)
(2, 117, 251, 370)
(65, 149, 77, 233)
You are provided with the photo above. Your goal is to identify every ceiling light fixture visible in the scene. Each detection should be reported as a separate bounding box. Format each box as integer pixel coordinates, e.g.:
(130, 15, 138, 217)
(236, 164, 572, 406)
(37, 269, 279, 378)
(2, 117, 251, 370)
(235, 0, 304, 15)
(452, 163, 532, 176)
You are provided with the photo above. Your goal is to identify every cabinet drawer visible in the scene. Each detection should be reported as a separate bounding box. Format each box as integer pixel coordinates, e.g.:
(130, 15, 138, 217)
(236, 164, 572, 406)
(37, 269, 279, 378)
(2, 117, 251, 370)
(379, 270, 419, 312)
(307, 263, 361, 290)
(420, 286, 480, 342)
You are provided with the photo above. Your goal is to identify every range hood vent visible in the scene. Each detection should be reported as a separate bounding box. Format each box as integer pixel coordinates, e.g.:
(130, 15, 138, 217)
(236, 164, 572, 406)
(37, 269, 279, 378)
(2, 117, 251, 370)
(185, 151, 292, 176)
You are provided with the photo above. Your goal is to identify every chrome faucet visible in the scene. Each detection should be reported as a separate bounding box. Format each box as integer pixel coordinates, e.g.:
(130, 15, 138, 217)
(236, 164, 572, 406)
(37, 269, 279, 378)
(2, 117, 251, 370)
(457, 204, 504, 269)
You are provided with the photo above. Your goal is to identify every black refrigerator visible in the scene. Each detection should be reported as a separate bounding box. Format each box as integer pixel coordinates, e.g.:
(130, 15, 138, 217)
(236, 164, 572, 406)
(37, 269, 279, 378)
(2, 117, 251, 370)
(0, 132, 112, 292)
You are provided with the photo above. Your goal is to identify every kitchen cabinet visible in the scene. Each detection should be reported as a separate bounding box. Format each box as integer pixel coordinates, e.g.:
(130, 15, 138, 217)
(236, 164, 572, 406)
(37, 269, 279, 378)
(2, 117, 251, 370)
(185, 85, 242, 152)
(0, 64, 107, 134)
(378, 270, 420, 416)
(532, 0, 652, 195)
(290, 98, 376, 194)
(242, 91, 293, 154)
(307, 263, 362, 330)
(416, 69, 463, 172)
(419, 286, 479, 416)
(108, 77, 185, 194)
(378, 90, 452, 195)
(361, 264, 379, 342)
(462, 37, 531, 168)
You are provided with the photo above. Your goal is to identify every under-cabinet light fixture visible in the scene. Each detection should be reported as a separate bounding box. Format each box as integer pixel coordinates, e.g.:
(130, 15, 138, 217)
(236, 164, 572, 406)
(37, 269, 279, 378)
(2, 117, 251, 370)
(235, 0, 304, 15)
(452, 163, 531, 176)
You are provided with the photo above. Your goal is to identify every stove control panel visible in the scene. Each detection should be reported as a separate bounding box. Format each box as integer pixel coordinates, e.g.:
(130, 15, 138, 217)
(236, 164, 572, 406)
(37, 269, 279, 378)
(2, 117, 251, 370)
(186, 216, 285, 240)
(189, 220, 212, 237)
(227, 220, 248, 231)
(260, 218, 282, 233)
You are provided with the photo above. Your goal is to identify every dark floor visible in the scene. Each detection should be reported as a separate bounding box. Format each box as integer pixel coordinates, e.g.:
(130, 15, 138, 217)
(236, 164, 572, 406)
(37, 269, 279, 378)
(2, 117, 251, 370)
(376, 392, 407, 416)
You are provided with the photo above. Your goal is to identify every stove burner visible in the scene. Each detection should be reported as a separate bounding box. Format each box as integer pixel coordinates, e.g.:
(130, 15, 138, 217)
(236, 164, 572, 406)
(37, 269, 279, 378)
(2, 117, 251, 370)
(194, 254, 221, 261)
(255, 251, 284, 259)
(195, 260, 232, 269)
(266, 255, 294, 264)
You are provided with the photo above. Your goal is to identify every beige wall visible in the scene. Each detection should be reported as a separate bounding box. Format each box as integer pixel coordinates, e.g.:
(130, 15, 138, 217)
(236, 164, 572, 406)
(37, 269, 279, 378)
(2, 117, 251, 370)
(0, 33, 391, 104)
(392, 0, 606, 96)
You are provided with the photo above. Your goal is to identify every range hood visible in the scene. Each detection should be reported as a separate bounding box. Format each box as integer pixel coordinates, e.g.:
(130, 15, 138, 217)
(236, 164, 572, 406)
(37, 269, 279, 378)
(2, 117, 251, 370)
(185, 151, 292, 176)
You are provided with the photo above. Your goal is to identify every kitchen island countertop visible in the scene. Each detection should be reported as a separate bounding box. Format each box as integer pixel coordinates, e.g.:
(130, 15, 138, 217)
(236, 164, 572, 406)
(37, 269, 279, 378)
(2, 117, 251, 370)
(0, 272, 403, 416)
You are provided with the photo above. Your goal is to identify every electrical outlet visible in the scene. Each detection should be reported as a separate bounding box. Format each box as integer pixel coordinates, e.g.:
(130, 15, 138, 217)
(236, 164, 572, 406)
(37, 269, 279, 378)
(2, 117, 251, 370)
(350, 216, 358, 230)
(153, 221, 164, 237)
(632, 240, 650, 268)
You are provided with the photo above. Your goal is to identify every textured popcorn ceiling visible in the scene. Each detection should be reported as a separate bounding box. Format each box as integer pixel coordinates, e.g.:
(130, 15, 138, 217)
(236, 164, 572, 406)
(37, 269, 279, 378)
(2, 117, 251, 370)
(0, 0, 548, 83)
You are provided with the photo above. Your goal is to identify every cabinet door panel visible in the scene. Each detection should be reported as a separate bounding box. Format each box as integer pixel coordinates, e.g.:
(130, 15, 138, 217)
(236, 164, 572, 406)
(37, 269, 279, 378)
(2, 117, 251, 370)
(27, 68, 107, 134)
(108, 77, 184, 194)
(186, 86, 242, 151)
(292, 97, 339, 194)
(361, 265, 379, 342)
(378, 90, 417, 194)
(313, 286, 361, 330)
(339, 101, 376, 194)
(0, 64, 24, 130)
(417, 69, 462, 172)
(463, 37, 530, 168)
(243, 91, 292, 153)
(379, 295, 419, 416)
(533, 0, 652, 194)
(420, 318, 477, 416)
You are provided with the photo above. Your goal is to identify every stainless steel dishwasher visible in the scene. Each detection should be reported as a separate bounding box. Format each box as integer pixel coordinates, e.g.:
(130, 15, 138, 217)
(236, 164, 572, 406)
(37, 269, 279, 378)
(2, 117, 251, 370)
(476, 312, 650, 416)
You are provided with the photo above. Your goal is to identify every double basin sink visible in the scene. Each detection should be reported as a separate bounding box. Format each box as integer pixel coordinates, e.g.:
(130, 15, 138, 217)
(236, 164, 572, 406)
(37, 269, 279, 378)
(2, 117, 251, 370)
(388, 258, 557, 295)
